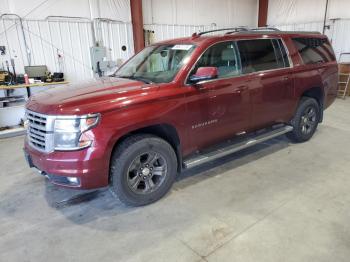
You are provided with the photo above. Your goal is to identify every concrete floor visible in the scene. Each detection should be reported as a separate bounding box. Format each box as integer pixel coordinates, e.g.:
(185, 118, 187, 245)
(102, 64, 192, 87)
(1, 99, 350, 262)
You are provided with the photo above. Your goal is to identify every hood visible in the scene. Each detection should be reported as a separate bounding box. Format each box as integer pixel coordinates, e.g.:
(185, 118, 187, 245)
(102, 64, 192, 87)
(26, 77, 159, 115)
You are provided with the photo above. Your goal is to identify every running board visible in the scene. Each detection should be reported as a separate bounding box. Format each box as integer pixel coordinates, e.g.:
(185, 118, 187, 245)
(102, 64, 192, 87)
(183, 125, 293, 169)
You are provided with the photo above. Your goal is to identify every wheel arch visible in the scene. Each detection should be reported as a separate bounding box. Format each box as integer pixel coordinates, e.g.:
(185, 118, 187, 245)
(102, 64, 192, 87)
(109, 123, 182, 181)
(300, 86, 324, 122)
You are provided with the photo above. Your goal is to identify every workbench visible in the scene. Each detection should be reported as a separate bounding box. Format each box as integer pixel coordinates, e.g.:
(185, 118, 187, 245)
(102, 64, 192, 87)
(0, 81, 69, 97)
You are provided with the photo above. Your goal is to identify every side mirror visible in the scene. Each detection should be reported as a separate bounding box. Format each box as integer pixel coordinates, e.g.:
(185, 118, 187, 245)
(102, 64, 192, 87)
(189, 67, 218, 84)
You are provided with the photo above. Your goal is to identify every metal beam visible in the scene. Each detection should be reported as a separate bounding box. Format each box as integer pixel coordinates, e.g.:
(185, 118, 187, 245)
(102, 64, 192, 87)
(322, 0, 329, 34)
(130, 0, 145, 53)
(258, 0, 269, 27)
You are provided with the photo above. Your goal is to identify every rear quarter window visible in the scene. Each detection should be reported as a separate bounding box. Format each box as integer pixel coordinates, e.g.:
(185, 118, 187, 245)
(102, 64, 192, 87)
(292, 37, 336, 65)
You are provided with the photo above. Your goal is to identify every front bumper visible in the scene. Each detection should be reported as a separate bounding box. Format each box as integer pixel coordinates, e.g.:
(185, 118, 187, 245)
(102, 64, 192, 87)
(24, 139, 109, 189)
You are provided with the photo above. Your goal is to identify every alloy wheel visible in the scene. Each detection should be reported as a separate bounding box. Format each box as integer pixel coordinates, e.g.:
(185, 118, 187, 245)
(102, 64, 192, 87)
(126, 151, 168, 194)
(300, 106, 317, 135)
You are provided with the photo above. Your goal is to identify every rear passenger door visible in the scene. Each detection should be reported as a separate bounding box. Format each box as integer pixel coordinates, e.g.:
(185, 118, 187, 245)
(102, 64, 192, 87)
(237, 38, 295, 128)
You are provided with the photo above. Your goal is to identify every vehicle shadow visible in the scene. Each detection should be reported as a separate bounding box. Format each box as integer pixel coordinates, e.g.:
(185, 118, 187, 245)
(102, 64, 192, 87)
(176, 136, 291, 188)
(43, 135, 291, 226)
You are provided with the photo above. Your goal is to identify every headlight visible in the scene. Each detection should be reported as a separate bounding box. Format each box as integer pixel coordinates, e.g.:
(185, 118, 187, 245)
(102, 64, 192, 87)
(54, 114, 100, 151)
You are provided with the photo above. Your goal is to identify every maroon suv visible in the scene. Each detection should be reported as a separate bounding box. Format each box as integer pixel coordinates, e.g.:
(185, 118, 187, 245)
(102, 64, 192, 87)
(24, 28, 338, 206)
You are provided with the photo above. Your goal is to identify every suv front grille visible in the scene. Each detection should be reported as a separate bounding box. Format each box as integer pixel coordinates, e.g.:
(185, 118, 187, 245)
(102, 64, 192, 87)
(27, 111, 47, 150)
(26, 110, 55, 153)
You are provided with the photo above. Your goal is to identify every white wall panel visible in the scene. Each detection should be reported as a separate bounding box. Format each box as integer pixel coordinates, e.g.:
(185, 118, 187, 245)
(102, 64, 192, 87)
(145, 0, 175, 25)
(0, 0, 131, 21)
(328, 0, 350, 20)
(193, 0, 230, 26)
(0, 0, 11, 13)
(328, 19, 350, 60)
(144, 24, 213, 42)
(268, 0, 350, 26)
(98, 20, 134, 60)
(268, 0, 326, 25)
(274, 21, 324, 32)
(227, 0, 258, 27)
(0, 18, 94, 82)
(143, 0, 258, 27)
(0, 0, 134, 93)
(173, 0, 194, 25)
(0, 17, 134, 98)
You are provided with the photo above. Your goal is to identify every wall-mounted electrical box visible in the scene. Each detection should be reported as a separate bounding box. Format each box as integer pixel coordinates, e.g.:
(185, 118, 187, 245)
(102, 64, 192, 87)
(90, 46, 116, 76)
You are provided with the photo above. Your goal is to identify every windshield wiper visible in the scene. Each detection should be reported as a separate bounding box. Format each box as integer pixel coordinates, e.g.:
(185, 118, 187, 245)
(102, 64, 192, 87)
(116, 75, 153, 84)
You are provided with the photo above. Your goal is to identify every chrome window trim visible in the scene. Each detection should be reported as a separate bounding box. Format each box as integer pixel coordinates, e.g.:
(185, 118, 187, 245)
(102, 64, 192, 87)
(184, 36, 294, 86)
(280, 38, 294, 68)
(275, 38, 290, 68)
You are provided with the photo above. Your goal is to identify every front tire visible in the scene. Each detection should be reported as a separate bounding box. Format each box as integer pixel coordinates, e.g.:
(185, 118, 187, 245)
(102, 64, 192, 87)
(287, 97, 320, 143)
(110, 134, 177, 206)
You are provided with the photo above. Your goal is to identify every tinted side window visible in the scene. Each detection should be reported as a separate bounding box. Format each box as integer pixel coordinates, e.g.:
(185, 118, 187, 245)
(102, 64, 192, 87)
(190, 41, 241, 80)
(237, 39, 287, 74)
(292, 37, 336, 65)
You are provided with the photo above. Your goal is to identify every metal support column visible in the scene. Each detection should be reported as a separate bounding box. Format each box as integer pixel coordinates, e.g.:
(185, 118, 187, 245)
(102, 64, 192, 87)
(258, 0, 269, 27)
(130, 0, 145, 53)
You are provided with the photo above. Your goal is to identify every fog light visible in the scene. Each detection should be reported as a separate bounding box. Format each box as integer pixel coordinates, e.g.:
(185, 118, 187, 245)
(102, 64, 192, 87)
(67, 177, 79, 184)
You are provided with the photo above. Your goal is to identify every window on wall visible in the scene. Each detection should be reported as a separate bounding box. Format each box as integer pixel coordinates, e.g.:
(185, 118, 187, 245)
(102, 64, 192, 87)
(237, 39, 289, 74)
(189, 41, 241, 80)
(292, 37, 336, 65)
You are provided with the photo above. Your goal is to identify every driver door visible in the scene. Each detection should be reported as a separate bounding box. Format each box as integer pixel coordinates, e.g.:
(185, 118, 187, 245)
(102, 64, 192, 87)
(184, 41, 252, 151)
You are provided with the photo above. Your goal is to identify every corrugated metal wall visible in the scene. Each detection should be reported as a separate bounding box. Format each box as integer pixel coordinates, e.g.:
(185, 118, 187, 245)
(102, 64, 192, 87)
(274, 21, 324, 32)
(267, 0, 350, 25)
(142, 0, 258, 28)
(2, 16, 350, 85)
(329, 19, 350, 61)
(143, 24, 214, 42)
(0, 17, 134, 87)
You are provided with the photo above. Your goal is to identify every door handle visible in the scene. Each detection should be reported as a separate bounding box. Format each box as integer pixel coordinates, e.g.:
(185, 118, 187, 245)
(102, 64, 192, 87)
(282, 76, 289, 81)
(193, 84, 207, 91)
(233, 86, 247, 94)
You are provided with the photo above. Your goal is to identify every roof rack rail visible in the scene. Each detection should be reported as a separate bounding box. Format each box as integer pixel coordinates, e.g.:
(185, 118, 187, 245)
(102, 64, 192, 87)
(192, 27, 248, 37)
(250, 27, 281, 31)
(225, 27, 250, 35)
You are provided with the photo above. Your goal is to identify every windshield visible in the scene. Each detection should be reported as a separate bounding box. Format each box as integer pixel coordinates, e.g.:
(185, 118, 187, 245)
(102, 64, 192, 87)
(114, 44, 196, 83)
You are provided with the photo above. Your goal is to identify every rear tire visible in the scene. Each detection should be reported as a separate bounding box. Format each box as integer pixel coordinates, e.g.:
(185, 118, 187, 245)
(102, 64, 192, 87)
(109, 134, 177, 206)
(287, 97, 320, 143)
